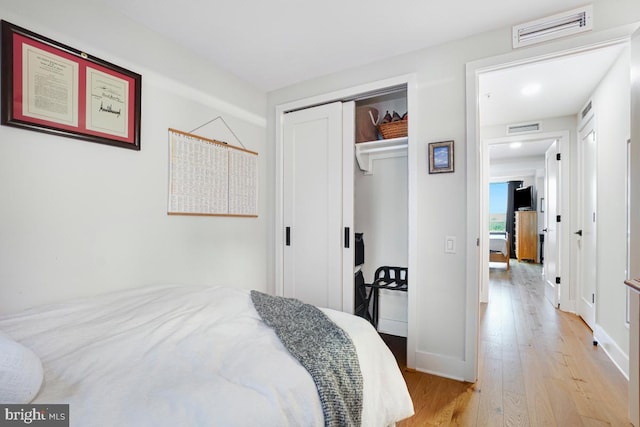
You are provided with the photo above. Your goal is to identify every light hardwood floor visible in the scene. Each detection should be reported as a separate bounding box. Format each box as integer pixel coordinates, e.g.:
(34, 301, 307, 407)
(385, 261, 630, 426)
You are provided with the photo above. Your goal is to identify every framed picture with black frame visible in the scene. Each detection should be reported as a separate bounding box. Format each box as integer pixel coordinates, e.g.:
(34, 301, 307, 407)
(1, 20, 141, 150)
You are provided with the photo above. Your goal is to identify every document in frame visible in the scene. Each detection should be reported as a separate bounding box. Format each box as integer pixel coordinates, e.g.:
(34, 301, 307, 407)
(85, 66, 129, 139)
(21, 42, 79, 126)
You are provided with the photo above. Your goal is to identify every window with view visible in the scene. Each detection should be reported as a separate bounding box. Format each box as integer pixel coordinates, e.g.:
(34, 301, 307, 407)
(490, 182, 508, 232)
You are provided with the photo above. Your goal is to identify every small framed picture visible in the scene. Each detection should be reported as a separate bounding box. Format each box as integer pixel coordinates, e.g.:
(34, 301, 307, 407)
(428, 140, 454, 174)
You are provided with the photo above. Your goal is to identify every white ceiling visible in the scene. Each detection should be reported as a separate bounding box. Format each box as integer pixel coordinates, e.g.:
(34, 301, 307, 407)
(489, 139, 557, 161)
(99, 0, 591, 91)
(98, 0, 627, 164)
(479, 44, 626, 127)
(483, 42, 626, 163)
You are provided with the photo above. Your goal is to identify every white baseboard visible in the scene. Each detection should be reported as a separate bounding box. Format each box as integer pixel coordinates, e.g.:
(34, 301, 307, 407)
(413, 350, 469, 382)
(594, 324, 629, 380)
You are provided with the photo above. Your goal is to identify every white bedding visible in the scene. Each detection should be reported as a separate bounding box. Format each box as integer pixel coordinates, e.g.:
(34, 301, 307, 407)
(489, 233, 508, 256)
(0, 285, 413, 426)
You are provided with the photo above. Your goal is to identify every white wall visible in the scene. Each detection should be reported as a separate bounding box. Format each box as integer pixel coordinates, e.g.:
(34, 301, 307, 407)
(268, 0, 640, 379)
(489, 157, 541, 183)
(588, 48, 631, 372)
(0, 0, 268, 313)
(270, 31, 512, 378)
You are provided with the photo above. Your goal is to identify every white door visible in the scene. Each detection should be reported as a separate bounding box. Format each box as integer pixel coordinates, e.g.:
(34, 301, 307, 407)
(283, 102, 346, 310)
(577, 118, 597, 330)
(627, 26, 640, 427)
(543, 140, 560, 307)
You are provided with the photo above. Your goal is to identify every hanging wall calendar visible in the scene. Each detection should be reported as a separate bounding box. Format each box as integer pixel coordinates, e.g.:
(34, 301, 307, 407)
(168, 128, 258, 217)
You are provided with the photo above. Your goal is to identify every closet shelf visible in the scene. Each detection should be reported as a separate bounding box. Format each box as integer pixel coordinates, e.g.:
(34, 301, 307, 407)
(355, 136, 408, 174)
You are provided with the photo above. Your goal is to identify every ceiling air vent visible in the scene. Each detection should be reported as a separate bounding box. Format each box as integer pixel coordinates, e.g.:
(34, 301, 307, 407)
(507, 122, 541, 135)
(513, 5, 593, 48)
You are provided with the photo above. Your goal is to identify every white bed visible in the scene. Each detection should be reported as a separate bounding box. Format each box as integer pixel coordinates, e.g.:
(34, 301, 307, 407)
(0, 285, 414, 426)
(489, 232, 510, 270)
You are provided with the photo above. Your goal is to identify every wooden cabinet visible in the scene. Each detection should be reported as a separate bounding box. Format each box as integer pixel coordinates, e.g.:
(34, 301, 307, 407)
(515, 211, 537, 262)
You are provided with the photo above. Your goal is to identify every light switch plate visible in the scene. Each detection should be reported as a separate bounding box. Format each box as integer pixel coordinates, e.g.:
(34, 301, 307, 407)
(445, 236, 456, 254)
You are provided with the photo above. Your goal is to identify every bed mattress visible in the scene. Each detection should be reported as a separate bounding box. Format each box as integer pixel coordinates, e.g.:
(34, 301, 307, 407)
(0, 285, 413, 426)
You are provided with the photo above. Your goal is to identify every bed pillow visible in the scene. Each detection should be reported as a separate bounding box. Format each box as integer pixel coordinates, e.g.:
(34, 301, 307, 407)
(0, 333, 44, 403)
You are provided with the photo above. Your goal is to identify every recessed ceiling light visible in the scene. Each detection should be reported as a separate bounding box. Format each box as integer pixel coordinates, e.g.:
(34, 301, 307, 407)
(510, 142, 522, 149)
(521, 83, 541, 96)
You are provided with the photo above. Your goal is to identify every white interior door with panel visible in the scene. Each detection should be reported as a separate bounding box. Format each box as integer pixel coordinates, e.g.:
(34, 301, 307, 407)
(283, 102, 350, 310)
(543, 140, 560, 307)
(577, 117, 597, 330)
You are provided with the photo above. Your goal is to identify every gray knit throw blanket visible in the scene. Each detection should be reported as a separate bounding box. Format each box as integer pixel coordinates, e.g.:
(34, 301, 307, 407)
(250, 290, 363, 427)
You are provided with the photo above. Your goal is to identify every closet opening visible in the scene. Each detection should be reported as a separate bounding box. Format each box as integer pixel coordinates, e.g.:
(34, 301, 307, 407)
(353, 90, 409, 338)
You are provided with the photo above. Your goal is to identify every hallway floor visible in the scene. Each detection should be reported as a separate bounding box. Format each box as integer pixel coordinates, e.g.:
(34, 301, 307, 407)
(391, 261, 629, 426)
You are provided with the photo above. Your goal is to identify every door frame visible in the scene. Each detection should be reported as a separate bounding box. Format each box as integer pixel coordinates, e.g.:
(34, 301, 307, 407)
(627, 26, 640, 427)
(274, 73, 418, 368)
(480, 131, 569, 308)
(467, 35, 631, 380)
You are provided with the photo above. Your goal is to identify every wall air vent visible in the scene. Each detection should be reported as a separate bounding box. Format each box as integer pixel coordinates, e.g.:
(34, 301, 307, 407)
(507, 122, 541, 135)
(513, 5, 593, 48)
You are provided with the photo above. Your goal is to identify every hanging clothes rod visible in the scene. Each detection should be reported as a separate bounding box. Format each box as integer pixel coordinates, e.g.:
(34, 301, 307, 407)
(189, 116, 246, 149)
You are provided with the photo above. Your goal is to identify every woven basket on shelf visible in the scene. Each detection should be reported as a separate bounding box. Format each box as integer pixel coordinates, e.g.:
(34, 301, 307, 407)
(378, 120, 408, 139)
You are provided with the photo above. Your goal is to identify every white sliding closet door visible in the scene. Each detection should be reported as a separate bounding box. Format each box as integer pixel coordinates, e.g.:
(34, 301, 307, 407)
(282, 102, 346, 310)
